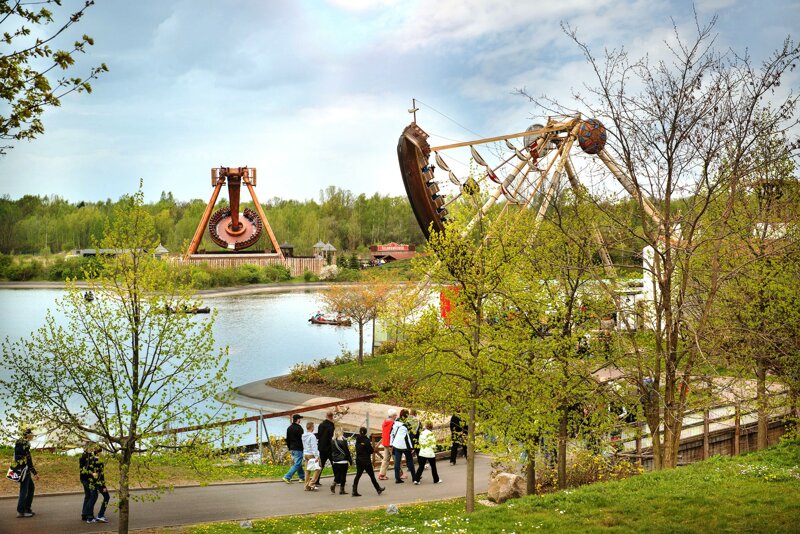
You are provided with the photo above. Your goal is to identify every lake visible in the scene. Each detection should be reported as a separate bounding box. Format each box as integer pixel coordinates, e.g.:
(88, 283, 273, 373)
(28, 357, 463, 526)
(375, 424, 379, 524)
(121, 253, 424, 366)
(0, 287, 372, 443)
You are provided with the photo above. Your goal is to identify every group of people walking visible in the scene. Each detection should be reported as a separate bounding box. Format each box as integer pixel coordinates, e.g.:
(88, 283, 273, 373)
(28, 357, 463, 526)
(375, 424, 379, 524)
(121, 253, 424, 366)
(11, 430, 110, 524)
(284, 407, 467, 496)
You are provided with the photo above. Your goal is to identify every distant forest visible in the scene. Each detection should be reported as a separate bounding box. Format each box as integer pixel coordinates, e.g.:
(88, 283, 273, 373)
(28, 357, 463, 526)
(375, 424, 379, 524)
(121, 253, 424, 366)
(0, 186, 425, 256)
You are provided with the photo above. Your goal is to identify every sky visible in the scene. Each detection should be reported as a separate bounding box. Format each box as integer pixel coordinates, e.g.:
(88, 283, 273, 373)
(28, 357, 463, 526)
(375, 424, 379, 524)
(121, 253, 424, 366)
(1, 0, 798, 204)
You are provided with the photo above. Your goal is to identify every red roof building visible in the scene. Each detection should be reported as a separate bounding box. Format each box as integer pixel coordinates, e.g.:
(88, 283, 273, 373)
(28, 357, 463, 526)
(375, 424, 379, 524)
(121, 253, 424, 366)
(369, 242, 417, 262)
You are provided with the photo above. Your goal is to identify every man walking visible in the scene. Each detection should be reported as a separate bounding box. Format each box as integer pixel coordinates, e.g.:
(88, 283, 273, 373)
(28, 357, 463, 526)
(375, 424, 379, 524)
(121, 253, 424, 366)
(378, 409, 396, 480)
(14, 428, 38, 518)
(282, 414, 305, 484)
(316, 411, 335, 483)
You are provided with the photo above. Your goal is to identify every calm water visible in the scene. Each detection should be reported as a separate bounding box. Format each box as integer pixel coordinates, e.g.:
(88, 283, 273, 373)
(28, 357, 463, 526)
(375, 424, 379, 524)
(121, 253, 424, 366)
(0, 288, 371, 442)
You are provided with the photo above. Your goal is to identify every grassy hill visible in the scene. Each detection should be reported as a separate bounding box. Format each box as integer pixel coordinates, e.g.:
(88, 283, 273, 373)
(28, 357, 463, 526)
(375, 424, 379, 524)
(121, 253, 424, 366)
(186, 439, 800, 533)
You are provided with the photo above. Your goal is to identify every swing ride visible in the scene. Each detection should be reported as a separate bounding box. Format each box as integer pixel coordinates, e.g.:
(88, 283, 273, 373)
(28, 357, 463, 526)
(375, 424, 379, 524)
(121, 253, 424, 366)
(397, 102, 663, 276)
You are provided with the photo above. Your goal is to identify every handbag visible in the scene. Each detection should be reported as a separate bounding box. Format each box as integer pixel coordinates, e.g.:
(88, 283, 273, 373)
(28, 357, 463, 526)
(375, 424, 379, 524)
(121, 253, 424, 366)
(306, 458, 320, 471)
(6, 465, 27, 483)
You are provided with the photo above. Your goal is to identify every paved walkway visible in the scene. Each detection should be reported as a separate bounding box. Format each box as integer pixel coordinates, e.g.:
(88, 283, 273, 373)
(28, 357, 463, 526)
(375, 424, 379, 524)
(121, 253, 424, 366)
(0, 455, 491, 534)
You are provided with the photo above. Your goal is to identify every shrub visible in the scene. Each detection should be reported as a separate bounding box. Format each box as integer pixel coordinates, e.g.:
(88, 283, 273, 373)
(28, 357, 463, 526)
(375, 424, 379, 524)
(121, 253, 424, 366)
(319, 265, 339, 281)
(5, 259, 43, 281)
(303, 269, 319, 282)
(190, 268, 214, 289)
(289, 363, 324, 384)
(238, 264, 262, 284)
(374, 340, 397, 355)
(334, 268, 361, 282)
(262, 264, 291, 282)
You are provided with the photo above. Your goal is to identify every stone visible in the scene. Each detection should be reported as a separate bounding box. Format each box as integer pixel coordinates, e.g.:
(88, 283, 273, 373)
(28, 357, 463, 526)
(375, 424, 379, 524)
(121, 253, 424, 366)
(487, 472, 526, 504)
(386, 504, 400, 515)
(240, 520, 253, 529)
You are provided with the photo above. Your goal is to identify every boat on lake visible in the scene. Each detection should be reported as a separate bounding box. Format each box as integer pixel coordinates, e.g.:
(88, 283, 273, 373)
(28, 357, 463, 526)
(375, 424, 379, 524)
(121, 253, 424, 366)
(308, 314, 351, 326)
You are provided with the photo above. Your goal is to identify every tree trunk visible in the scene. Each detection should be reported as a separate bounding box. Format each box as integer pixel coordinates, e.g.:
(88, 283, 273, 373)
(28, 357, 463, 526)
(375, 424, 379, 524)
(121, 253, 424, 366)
(118, 449, 132, 534)
(756, 360, 768, 450)
(358, 321, 364, 366)
(557, 404, 568, 489)
(465, 398, 476, 513)
(525, 451, 536, 495)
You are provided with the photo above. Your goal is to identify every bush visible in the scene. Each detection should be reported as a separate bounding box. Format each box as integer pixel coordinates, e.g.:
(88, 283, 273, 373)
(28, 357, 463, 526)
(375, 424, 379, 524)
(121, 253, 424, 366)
(374, 340, 397, 355)
(238, 264, 262, 284)
(289, 363, 324, 384)
(47, 257, 92, 280)
(190, 268, 214, 289)
(334, 268, 361, 282)
(262, 264, 291, 282)
(303, 269, 319, 282)
(319, 265, 339, 281)
(5, 259, 43, 281)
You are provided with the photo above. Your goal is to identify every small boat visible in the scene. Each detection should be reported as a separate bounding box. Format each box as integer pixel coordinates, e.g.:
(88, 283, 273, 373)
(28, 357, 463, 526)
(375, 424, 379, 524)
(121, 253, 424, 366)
(165, 305, 211, 314)
(84, 291, 94, 302)
(308, 315, 352, 326)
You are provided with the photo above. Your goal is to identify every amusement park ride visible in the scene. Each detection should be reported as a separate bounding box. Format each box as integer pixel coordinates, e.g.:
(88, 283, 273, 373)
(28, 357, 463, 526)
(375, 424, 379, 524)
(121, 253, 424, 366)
(185, 166, 284, 259)
(397, 105, 664, 276)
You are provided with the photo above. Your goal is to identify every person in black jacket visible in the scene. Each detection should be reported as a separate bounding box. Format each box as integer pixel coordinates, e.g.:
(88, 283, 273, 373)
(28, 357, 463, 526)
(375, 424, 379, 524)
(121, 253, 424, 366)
(282, 414, 306, 483)
(316, 411, 335, 483)
(449, 414, 468, 465)
(329, 428, 352, 494)
(352, 427, 385, 497)
(89, 446, 110, 523)
(79, 445, 96, 521)
(13, 429, 38, 519)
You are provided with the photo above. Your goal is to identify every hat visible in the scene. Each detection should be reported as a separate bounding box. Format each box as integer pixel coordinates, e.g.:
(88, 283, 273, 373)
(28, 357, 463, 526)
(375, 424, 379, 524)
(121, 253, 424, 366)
(387, 408, 397, 417)
(292, 414, 303, 422)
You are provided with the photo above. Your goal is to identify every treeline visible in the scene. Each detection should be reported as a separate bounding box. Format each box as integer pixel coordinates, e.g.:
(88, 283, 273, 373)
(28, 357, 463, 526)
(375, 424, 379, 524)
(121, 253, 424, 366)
(0, 186, 424, 255)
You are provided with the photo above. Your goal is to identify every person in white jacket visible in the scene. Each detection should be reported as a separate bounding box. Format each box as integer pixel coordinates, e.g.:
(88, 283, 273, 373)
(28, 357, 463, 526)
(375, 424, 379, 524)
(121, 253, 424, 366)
(390, 415, 416, 483)
(301, 422, 320, 491)
(414, 421, 441, 484)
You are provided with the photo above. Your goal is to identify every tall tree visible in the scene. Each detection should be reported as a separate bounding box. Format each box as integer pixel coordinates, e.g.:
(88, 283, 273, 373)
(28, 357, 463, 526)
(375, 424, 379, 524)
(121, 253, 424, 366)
(521, 17, 800, 468)
(321, 283, 389, 365)
(0, 0, 108, 154)
(0, 188, 231, 534)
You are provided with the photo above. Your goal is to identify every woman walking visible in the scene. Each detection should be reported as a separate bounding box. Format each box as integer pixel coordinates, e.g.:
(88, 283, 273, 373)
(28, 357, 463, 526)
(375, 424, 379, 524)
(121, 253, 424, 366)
(330, 429, 352, 494)
(352, 427, 385, 497)
(414, 421, 441, 484)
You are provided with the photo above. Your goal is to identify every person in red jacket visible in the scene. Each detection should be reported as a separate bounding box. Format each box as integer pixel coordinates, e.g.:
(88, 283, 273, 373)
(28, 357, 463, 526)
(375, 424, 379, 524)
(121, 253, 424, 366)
(377, 409, 397, 480)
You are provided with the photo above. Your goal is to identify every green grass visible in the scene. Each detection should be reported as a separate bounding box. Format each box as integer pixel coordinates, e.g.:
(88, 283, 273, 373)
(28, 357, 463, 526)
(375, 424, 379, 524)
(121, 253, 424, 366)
(185, 440, 800, 533)
(318, 353, 392, 383)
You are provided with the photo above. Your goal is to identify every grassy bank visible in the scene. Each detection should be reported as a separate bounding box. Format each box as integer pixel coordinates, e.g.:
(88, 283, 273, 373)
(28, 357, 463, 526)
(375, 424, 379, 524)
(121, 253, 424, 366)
(181, 439, 800, 533)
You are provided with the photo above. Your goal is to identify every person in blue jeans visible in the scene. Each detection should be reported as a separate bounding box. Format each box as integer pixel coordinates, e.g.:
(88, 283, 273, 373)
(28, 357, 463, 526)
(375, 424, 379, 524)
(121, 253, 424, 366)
(79, 445, 96, 521)
(283, 414, 306, 483)
(14, 429, 38, 519)
(390, 415, 415, 483)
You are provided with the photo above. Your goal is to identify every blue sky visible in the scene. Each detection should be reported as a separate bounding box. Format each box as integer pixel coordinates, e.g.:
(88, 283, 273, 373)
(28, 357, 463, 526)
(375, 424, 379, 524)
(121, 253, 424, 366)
(2, 0, 797, 203)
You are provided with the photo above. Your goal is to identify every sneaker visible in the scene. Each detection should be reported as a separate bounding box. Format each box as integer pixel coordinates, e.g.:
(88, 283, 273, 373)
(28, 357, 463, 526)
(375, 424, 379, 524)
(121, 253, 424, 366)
(434, 479, 443, 484)
(17, 513, 25, 518)
(413, 480, 420, 485)
(23, 512, 35, 518)
(395, 479, 405, 484)
(96, 516, 109, 523)
(86, 518, 98, 523)
(282, 477, 292, 484)
(377, 486, 385, 495)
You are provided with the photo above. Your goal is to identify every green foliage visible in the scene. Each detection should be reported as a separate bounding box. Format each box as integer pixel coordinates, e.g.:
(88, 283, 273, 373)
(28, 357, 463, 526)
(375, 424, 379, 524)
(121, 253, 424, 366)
(0, 188, 423, 257)
(333, 267, 361, 282)
(0, 1, 108, 154)
(302, 269, 319, 282)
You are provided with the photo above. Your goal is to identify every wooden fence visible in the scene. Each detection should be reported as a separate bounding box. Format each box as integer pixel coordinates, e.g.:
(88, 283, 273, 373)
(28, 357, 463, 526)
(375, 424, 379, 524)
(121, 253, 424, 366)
(180, 254, 324, 276)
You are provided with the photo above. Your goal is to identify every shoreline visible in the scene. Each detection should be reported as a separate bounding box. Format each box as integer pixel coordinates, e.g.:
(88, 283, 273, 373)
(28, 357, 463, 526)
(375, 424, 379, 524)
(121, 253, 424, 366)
(0, 280, 357, 297)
